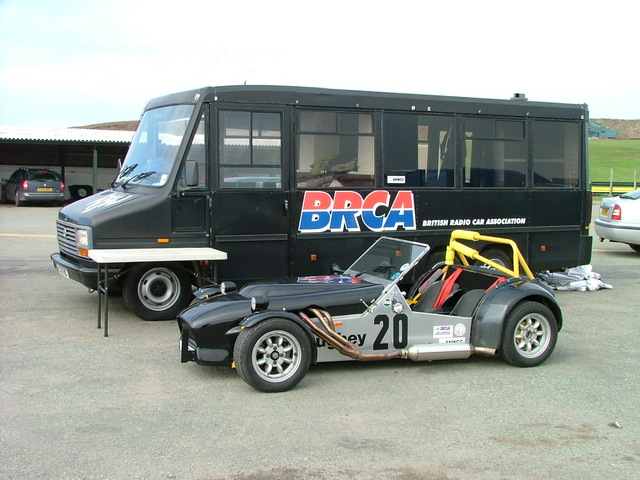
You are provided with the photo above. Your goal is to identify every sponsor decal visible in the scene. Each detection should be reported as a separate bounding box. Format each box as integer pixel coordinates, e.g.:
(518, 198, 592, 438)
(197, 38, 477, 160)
(434, 325, 453, 338)
(454, 323, 467, 337)
(82, 191, 130, 213)
(422, 217, 527, 228)
(317, 333, 366, 349)
(299, 190, 416, 233)
(440, 338, 465, 344)
(386, 175, 406, 184)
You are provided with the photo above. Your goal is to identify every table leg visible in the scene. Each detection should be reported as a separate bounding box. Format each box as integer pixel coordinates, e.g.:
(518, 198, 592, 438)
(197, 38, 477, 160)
(96, 263, 109, 337)
(103, 263, 109, 337)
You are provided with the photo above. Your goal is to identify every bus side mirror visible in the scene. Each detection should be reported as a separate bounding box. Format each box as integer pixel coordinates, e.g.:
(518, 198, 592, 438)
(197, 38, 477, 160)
(185, 160, 199, 187)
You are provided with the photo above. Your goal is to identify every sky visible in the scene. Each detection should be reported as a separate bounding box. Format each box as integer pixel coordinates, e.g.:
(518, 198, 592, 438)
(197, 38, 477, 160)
(0, 0, 637, 128)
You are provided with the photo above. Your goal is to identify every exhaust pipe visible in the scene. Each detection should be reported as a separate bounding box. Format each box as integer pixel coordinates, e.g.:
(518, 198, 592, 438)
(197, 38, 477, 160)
(400, 345, 497, 361)
(401, 344, 472, 361)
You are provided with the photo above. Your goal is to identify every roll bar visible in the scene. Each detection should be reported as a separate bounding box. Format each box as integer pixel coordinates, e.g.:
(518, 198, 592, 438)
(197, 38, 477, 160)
(444, 230, 534, 279)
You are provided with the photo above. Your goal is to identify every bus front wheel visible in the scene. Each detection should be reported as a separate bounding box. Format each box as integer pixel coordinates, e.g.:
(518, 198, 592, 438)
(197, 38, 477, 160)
(122, 263, 193, 320)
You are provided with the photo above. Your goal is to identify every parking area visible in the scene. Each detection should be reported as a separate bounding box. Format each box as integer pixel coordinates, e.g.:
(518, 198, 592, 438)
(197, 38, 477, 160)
(1, 203, 638, 480)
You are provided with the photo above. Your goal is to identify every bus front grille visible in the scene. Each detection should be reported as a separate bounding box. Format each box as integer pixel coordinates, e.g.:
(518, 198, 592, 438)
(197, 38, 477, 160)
(56, 221, 78, 257)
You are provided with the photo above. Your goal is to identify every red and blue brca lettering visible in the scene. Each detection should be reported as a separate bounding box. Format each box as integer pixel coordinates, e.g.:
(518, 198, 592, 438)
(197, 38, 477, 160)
(298, 190, 416, 233)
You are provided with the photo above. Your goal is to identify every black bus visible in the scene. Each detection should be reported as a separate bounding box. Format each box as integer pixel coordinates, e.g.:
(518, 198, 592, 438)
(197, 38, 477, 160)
(52, 85, 592, 319)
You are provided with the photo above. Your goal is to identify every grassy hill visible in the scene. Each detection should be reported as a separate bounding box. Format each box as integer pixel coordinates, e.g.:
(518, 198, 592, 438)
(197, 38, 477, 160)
(589, 139, 640, 183)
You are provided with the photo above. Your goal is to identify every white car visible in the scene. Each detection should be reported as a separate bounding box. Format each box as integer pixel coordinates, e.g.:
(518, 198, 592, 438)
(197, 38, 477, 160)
(594, 190, 640, 252)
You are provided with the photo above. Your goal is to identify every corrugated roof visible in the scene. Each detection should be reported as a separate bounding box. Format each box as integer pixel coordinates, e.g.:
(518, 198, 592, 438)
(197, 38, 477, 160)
(0, 125, 133, 143)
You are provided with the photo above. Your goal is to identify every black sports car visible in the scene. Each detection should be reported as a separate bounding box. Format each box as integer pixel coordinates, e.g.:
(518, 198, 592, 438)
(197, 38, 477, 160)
(178, 231, 561, 392)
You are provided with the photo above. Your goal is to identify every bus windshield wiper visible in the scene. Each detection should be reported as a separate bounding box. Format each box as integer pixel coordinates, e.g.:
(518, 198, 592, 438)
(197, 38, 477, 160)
(121, 170, 156, 188)
(112, 163, 138, 187)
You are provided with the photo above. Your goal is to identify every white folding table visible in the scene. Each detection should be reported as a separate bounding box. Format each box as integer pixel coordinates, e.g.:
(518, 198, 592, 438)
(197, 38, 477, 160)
(88, 247, 227, 336)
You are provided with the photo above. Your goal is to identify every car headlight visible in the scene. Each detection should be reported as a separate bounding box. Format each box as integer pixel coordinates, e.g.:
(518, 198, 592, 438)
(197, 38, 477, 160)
(251, 296, 269, 312)
(220, 281, 237, 295)
(76, 229, 89, 247)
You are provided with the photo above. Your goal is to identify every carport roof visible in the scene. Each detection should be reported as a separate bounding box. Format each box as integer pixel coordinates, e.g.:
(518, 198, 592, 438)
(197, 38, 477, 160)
(0, 125, 133, 144)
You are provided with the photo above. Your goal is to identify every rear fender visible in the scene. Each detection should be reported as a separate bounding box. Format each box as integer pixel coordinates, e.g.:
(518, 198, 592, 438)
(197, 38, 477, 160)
(471, 281, 562, 350)
(226, 310, 318, 364)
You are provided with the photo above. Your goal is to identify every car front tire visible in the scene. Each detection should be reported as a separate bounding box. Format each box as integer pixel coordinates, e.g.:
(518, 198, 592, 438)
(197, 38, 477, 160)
(234, 318, 311, 392)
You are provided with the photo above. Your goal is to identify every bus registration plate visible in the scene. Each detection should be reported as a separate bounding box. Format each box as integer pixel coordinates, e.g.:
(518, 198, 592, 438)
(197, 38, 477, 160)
(57, 265, 70, 279)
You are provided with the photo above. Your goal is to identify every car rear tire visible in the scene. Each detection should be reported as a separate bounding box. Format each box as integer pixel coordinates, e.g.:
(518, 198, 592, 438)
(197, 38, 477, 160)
(628, 244, 640, 253)
(500, 301, 557, 367)
(122, 263, 193, 320)
(15, 192, 23, 207)
(234, 318, 311, 392)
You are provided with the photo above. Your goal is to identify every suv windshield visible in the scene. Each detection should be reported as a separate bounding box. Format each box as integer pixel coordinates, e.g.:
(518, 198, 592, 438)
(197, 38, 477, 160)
(114, 104, 195, 188)
(344, 237, 430, 286)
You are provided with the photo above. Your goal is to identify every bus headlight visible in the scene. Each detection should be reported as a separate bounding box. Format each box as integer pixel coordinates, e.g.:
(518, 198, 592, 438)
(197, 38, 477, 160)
(76, 229, 89, 247)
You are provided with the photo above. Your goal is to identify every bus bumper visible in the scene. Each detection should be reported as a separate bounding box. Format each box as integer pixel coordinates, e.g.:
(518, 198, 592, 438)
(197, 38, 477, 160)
(50, 252, 122, 290)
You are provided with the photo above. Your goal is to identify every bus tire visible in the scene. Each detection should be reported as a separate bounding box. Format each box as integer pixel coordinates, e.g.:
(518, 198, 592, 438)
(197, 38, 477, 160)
(122, 263, 193, 320)
(500, 301, 558, 367)
(476, 247, 512, 270)
(234, 318, 311, 392)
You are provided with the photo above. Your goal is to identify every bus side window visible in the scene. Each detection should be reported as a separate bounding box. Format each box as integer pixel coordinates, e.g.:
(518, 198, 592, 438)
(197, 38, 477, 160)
(382, 113, 454, 187)
(532, 121, 580, 188)
(178, 113, 206, 189)
(463, 118, 526, 188)
(218, 111, 282, 189)
(296, 110, 374, 188)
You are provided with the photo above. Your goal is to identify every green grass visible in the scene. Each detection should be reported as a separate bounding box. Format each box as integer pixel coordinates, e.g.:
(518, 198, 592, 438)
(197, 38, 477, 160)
(589, 139, 640, 183)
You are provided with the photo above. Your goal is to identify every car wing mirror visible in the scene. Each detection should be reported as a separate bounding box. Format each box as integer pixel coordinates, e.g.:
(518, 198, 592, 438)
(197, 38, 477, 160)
(331, 263, 345, 275)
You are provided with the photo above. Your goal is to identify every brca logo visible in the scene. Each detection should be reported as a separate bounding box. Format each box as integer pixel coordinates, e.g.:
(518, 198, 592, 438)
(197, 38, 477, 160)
(298, 190, 416, 233)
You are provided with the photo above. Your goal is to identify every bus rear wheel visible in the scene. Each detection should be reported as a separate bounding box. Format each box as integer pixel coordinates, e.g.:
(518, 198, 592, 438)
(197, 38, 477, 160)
(476, 248, 512, 270)
(122, 263, 192, 320)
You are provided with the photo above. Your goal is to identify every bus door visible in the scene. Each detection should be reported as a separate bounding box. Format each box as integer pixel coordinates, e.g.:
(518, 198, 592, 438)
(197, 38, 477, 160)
(210, 107, 291, 283)
(172, 110, 210, 245)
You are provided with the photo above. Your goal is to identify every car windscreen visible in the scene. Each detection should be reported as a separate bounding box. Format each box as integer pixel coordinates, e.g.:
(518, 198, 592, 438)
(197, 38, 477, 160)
(620, 190, 640, 200)
(344, 237, 429, 285)
(27, 170, 60, 182)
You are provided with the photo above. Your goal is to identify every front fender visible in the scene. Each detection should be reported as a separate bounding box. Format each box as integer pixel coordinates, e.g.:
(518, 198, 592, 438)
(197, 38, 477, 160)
(226, 310, 319, 364)
(471, 281, 562, 350)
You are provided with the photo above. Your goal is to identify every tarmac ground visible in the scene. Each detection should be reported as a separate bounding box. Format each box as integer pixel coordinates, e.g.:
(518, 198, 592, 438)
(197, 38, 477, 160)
(0, 202, 638, 480)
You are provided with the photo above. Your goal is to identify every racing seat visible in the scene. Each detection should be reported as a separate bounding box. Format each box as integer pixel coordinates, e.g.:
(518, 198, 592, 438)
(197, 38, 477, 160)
(407, 263, 445, 301)
(449, 289, 485, 317)
(413, 268, 463, 312)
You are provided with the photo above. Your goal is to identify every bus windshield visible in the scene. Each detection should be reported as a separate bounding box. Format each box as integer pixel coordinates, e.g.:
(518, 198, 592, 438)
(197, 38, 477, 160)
(115, 104, 194, 188)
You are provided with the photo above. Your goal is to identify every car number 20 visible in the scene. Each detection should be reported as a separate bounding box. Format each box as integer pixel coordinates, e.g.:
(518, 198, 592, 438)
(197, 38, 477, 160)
(373, 314, 408, 350)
